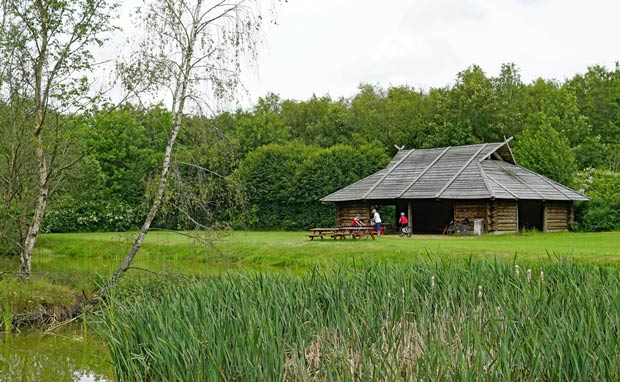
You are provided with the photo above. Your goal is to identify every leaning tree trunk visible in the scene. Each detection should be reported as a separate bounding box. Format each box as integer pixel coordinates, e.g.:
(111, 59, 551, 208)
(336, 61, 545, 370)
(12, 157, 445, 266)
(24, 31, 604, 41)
(96, 113, 183, 297)
(97, 35, 197, 298)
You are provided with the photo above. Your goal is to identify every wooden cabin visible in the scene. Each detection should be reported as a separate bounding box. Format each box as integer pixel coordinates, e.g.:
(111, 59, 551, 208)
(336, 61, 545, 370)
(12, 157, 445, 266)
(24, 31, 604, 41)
(322, 139, 588, 234)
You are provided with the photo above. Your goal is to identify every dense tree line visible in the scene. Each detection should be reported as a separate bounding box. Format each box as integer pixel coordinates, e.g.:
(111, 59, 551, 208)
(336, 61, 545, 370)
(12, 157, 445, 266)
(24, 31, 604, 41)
(2, 63, 620, 251)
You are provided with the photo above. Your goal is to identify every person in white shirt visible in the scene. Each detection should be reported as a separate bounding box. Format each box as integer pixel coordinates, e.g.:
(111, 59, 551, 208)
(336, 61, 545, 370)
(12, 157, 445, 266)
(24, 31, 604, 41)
(371, 209, 381, 236)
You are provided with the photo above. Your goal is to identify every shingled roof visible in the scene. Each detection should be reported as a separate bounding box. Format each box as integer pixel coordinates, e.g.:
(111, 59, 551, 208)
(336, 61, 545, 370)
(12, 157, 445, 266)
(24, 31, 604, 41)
(321, 140, 589, 202)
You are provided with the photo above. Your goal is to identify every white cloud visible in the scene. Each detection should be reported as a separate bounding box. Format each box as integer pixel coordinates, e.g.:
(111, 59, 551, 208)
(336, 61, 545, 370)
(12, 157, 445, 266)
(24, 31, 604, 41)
(107, 0, 620, 109)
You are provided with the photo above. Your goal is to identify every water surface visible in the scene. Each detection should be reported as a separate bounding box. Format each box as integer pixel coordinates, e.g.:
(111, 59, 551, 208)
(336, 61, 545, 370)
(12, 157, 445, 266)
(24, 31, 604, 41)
(0, 327, 111, 382)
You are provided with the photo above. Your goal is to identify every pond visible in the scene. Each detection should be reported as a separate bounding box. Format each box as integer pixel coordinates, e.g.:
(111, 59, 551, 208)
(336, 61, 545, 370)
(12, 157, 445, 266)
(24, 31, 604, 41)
(0, 327, 112, 382)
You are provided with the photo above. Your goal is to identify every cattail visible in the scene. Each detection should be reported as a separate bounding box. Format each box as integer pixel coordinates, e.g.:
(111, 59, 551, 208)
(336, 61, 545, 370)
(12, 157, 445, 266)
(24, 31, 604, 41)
(478, 285, 483, 300)
(515, 264, 520, 278)
(527, 269, 532, 282)
(540, 270, 544, 282)
(431, 276, 435, 289)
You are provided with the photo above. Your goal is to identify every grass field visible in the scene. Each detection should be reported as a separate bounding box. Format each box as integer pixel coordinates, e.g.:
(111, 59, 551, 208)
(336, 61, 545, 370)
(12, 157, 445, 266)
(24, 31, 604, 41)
(33, 230, 620, 267)
(1, 230, 619, 315)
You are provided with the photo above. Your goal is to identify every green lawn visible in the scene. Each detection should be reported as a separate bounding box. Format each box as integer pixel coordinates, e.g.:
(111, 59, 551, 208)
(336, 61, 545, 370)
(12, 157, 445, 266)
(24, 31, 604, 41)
(30, 230, 620, 268)
(1, 229, 619, 318)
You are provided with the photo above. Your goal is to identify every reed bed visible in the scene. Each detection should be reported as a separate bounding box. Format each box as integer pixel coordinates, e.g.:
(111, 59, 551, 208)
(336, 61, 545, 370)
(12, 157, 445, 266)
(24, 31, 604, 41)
(100, 259, 620, 381)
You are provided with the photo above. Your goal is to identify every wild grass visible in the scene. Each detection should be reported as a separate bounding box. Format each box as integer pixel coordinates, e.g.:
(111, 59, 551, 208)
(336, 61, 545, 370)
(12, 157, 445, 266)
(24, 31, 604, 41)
(100, 259, 620, 381)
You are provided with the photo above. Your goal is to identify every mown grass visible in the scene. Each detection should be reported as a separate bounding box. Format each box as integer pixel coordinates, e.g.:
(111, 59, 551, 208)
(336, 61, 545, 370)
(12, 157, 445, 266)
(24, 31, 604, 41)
(32, 230, 620, 266)
(1, 230, 619, 319)
(100, 259, 620, 381)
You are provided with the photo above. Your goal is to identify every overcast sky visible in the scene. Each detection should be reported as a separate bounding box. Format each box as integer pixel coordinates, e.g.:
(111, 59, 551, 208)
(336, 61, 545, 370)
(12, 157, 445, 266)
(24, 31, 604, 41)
(237, 0, 620, 105)
(107, 0, 620, 109)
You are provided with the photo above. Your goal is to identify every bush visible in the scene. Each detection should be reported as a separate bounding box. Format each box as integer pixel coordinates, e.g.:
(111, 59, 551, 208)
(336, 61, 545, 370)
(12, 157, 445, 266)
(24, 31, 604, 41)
(232, 143, 389, 230)
(43, 201, 141, 233)
(574, 168, 620, 231)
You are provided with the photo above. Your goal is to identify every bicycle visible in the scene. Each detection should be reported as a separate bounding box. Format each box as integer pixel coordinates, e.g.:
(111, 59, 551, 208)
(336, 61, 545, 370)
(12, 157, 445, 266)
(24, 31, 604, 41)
(398, 225, 412, 237)
(443, 217, 471, 235)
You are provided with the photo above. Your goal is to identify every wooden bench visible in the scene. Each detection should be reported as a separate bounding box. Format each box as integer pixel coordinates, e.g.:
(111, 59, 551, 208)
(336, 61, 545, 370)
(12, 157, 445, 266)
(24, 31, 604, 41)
(331, 233, 348, 240)
(307, 228, 340, 240)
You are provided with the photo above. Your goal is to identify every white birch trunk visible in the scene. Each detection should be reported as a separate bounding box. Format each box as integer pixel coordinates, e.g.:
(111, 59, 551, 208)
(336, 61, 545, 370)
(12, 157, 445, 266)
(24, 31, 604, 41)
(19, 3, 49, 280)
(98, 1, 200, 297)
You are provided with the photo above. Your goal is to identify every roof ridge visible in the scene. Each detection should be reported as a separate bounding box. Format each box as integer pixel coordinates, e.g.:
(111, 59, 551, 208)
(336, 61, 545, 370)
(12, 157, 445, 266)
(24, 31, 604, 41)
(361, 149, 415, 199)
(477, 137, 515, 164)
(477, 142, 503, 163)
(512, 163, 586, 200)
(435, 144, 488, 198)
(477, 162, 495, 199)
(485, 171, 519, 199)
(496, 161, 546, 199)
(320, 168, 388, 202)
(396, 146, 451, 198)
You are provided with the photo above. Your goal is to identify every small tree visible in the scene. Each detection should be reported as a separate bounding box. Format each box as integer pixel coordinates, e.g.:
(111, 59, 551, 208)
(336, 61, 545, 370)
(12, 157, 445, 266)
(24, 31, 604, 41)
(0, 0, 118, 279)
(98, 0, 278, 296)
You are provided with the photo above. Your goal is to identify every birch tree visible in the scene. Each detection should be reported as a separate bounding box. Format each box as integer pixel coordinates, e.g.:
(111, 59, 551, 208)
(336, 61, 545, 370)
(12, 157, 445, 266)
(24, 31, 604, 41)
(0, 0, 118, 279)
(98, 0, 277, 296)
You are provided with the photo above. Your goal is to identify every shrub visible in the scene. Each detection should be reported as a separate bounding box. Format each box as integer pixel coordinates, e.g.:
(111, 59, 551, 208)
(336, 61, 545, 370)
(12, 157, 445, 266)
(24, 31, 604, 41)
(232, 143, 389, 230)
(574, 168, 620, 231)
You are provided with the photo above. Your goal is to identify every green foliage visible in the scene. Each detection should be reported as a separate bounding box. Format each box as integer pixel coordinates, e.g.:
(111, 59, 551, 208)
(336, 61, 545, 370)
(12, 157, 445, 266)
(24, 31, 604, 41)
(232, 143, 389, 229)
(86, 105, 169, 206)
(231, 143, 312, 229)
(443, 65, 496, 143)
(7, 63, 619, 233)
(513, 116, 577, 186)
(42, 105, 170, 232)
(233, 94, 292, 158)
(574, 169, 620, 231)
(101, 261, 620, 381)
(567, 64, 620, 145)
(0, 277, 77, 316)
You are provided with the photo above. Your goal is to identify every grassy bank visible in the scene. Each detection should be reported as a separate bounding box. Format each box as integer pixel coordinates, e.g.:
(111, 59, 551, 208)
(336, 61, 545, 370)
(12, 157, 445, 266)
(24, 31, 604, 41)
(101, 260, 620, 381)
(1, 230, 619, 326)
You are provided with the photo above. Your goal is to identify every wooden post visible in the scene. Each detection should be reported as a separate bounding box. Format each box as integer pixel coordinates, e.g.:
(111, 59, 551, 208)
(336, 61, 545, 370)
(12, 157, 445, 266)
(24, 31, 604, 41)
(408, 201, 413, 233)
(542, 202, 548, 232)
(515, 201, 519, 231)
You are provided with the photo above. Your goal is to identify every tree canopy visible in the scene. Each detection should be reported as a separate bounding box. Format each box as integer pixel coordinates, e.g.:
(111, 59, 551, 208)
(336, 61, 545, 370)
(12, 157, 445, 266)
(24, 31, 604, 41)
(3, 63, 620, 240)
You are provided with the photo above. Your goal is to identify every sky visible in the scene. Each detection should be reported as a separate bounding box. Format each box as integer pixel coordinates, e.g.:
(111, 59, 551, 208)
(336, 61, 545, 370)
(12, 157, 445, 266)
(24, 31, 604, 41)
(237, 0, 620, 105)
(106, 0, 620, 109)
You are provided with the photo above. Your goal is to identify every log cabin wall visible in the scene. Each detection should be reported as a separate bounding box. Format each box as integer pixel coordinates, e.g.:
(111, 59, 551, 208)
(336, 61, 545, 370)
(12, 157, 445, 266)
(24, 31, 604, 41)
(453, 201, 489, 232)
(489, 200, 518, 232)
(335, 203, 370, 227)
(543, 201, 572, 231)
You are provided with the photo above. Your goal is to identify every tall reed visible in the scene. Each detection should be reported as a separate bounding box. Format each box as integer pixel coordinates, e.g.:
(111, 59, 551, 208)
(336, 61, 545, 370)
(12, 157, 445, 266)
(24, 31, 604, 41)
(3, 302, 10, 332)
(100, 259, 620, 381)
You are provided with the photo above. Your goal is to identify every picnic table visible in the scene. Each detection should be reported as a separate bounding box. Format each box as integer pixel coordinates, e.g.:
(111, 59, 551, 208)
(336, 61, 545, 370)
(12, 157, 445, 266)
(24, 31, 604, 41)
(339, 226, 377, 240)
(307, 227, 377, 240)
(307, 227, 339, 240)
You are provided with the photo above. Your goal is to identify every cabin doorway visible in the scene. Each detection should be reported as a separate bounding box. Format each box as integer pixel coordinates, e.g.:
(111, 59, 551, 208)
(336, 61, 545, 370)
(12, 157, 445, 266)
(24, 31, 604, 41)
(518, 200, 543, 231)
(401, 200, 453, 234)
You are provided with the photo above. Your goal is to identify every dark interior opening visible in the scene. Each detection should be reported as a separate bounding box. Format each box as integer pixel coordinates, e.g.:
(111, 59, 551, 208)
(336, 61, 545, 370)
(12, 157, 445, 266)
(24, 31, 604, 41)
(397, 200, 454, 234)
(518, 200, 543, 231)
